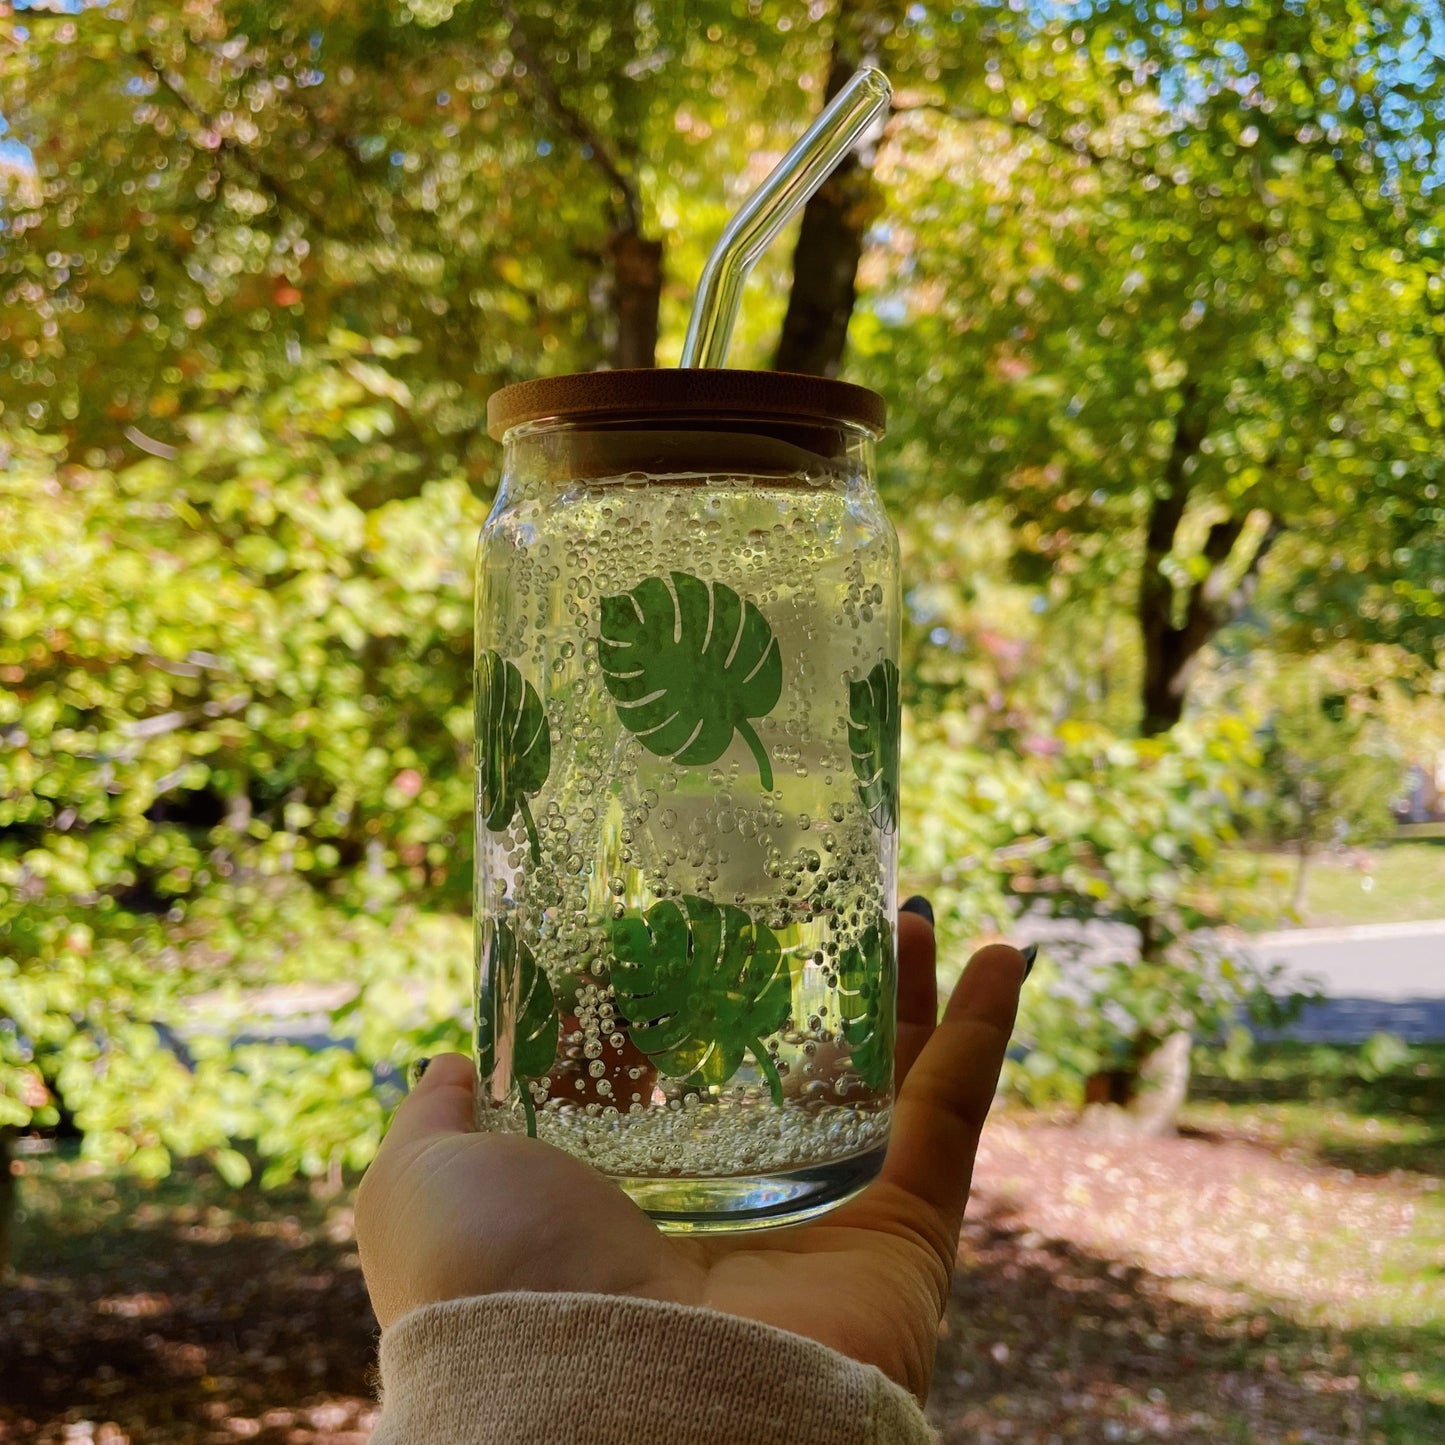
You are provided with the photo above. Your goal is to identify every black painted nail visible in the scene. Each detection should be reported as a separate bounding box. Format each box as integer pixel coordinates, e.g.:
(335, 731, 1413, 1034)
(409, 1057, 432, 1088)
(900, 895, 935, 927)
(1019, 944, 1038, 980)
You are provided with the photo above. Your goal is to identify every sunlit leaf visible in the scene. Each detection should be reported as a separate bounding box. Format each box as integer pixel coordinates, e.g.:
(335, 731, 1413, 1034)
(476, 649, 551, 864)
(598, 572, 782, 790)
(610, 896, 791, 1105)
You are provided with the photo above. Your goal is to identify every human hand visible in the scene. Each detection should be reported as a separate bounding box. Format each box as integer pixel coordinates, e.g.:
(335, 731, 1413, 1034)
(356, 910, 1026, 1402)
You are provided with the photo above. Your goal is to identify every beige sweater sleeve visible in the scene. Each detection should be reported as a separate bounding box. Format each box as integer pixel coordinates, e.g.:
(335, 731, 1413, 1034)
(373, 1291, 937, 1445)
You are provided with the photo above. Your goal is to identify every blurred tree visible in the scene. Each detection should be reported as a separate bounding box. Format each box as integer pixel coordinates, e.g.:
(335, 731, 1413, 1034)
(864, 0, 1445, 732)
(4, 0, 580, 475)
(496, 0, 660, 368)
(0, 342, 476, 1262)
(903, 712, 1310, 1128)
(1244, 663, 1407, 912)
(0, 0, 831, 474)
(990, 717, 1275, 965)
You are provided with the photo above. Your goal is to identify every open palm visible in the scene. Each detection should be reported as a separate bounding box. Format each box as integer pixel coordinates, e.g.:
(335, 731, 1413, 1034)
(356, 915, 1025, 1404)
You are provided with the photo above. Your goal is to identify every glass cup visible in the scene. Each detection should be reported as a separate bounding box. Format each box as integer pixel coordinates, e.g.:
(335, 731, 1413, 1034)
(475, 369, 898, 1230)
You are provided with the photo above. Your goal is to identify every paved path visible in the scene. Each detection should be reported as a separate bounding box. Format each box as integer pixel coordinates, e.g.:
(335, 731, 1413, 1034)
(1024, 916, 1445, 1042)
(1244, 920, 1445, 1042)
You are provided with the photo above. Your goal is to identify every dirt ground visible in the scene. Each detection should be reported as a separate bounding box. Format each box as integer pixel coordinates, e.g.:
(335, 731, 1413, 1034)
(928, 1122, 1440, 1443)
(3, 1119, 1440, 1444)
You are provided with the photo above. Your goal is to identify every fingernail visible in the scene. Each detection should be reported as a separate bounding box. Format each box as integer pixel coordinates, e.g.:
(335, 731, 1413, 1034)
(409, 1057, 432, 1088)
(900, 895, 934, 927)
(1019, 944, 1038, 980)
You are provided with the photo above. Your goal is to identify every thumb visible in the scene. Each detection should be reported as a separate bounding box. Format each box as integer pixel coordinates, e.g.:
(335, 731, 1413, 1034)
(383, 1052, 477, 1153)
(356, 1052, 477, 1328)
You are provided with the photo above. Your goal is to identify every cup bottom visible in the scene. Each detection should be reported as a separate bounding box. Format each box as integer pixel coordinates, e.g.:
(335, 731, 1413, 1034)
(613, 1142, 888, 1233)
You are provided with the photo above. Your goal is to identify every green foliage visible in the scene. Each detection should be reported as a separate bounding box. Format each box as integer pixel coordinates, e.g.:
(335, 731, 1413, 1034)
(598, 572, 782, 791)
(1189, 1038, 1445, 1180)
(897, 712, 1017, 947)
(870, 1, 1445, 706)
(1006, 945, 1310, 1110)
(902, 715, 1277, 955)
(1245, 665, 1405, 853)
(990, 718, 1276, 954)
(4, 0, 1441, 692)
(610, 896, 791, 1105)
(997, 955, 1104, 1110)
(1, 344, 474, 1179)
(475, 650, 551, 864)
(1358, 1032, 1415, 1085)
(902, 714, 1319, 1103)
(836, 916, 895, 1093)
(0, 0, 825, 466)
(848, 659, 901, 833)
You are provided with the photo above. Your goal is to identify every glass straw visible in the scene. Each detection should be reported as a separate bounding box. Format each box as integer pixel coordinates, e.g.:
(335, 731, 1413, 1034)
(679, 66, 892, 369)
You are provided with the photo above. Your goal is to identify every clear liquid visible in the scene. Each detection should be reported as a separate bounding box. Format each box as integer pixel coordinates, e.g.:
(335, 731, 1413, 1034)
(475, 476, 898, 1225)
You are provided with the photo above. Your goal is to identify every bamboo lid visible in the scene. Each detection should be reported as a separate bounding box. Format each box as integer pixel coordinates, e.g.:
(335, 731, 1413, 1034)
(487, 368, 886, 441)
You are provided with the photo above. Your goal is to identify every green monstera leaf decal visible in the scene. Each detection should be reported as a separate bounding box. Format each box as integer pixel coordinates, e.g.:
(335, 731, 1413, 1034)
(598, 571, 782, 790)
(478, 917, 560, 1137)
(837, 916, 896, 1092)
(476, 649, 551, 863)
(610, 896, 791, 1105)
(848, 659, 900, 833)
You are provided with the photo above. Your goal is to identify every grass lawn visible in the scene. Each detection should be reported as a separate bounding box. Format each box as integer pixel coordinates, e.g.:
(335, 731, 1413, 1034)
(3, 1042, 1442, 1443)
(928, 1040, 1445, 1443)
(1183, 1043, 1445, 1441)
(1249, 839, 1445, 929)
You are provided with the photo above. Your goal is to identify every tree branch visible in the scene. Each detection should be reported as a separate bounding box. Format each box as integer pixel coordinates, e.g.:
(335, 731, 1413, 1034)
(890, 99, 1181, 194)
(1172, 513, 1248, 660)
(499, 1, 641, 234)
(1217, 513, 1283, 618)
(134, 47, 341, 239)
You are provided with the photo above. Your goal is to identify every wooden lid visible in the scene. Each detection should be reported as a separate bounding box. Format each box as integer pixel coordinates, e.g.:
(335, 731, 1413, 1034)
(487, 368, 886, 441)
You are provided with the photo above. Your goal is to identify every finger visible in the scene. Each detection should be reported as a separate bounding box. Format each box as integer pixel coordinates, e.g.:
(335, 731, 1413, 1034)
(878, 943, 1025, 1251)
(382, 1051, 476, 1154)
(894, 907, 938, 1085)
(355, 1052, 477, 1312)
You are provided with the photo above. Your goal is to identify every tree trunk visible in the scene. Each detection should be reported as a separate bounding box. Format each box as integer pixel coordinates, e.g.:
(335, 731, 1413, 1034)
(501, 0, 656, 369)
(1137, 910, 1164, 963)
(1292, 839, 1312, 916)
(607, 231, 662, 370)
(1082, 1032, 1193, 1139)
(772, 46, 882, 377)
(1137, 387, 1207, 736)
(0, 1131, 15, 1276)
(1137, 388, 1284, 736)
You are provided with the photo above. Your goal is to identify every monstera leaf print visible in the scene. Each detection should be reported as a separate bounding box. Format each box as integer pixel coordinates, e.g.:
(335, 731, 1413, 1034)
(836, 916, 896, 1093)
(610, 896, 791, 1105)
(478, 917, 560, 1138)
(597, 571, 782, 790)
(476, 649, 551, 863)
(848, 659, 900, 833)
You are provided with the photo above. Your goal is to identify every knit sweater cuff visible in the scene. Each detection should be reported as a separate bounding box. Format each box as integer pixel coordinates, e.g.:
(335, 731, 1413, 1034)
(373, 1291, 936, 1445)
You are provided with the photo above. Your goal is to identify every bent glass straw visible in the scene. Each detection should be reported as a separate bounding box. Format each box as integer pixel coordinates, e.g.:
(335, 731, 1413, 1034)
(679, 66, 892, 370)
